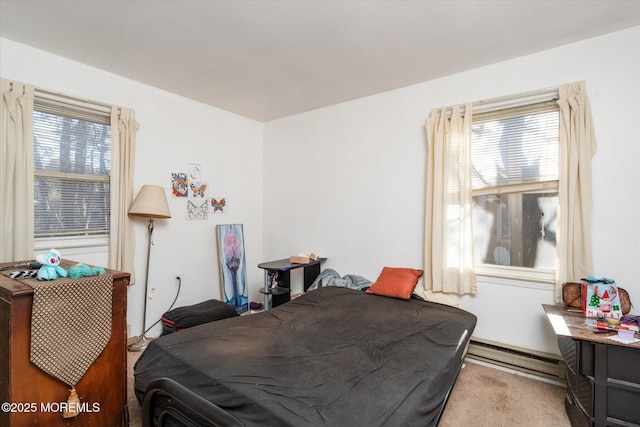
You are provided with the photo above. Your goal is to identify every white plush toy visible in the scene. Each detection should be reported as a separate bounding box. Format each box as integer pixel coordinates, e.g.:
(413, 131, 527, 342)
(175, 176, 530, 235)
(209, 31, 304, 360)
(36, 249, 68, 281)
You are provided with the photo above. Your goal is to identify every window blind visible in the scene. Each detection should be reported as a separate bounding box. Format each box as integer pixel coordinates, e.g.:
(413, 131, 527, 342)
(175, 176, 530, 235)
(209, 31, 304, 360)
(471, 104, 559, 191)
(33, 93, 111, 238)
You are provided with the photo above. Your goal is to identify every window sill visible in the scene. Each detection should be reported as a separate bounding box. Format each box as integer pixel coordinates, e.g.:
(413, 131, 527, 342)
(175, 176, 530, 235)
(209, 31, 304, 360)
(475, 264, 555, 290)
(35, 235, 109, 253)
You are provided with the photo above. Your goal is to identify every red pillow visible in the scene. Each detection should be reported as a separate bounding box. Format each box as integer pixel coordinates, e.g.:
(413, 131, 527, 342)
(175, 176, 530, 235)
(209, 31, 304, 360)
(366, 267, 423, 300)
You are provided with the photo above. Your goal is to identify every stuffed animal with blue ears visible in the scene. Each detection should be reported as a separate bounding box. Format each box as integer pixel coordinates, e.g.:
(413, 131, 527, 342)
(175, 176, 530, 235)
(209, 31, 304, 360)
(36, 249, 68, 281)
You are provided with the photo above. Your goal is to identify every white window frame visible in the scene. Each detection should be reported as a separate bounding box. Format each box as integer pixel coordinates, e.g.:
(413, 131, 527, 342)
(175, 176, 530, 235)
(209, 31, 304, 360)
(470, 89, 560, 284)
(32, 90, 112, 253)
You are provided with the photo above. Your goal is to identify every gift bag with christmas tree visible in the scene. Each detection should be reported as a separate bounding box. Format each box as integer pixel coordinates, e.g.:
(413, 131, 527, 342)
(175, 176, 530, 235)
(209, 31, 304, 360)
(581, 276, 623, 319)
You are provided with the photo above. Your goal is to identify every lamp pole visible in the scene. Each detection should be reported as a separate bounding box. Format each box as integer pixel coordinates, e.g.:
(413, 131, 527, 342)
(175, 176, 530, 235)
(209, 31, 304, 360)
(128, 216, 155, 352)
(127, 184, 171, 352)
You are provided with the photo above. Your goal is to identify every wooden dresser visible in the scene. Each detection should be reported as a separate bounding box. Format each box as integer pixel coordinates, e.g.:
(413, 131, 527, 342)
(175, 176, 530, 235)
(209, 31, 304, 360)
(0, 260, 129, 427)
(543, 304, 640, 427)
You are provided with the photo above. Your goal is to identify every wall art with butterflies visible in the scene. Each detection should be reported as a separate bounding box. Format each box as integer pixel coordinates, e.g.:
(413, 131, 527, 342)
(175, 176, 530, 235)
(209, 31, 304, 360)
(187, 199, 209, 221)
(210, 196, 228, 214)
(171, 166, 229, 218)
(190, 182, 208, 198)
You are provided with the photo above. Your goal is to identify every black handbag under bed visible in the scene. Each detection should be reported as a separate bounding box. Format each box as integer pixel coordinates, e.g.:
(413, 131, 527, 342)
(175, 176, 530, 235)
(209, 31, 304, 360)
(161, 299, 238, 335)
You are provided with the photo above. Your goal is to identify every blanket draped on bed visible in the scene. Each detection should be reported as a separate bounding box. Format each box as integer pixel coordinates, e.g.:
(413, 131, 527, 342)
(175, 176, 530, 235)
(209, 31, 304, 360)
(135, 286, 476, 426)
(306, 268, 372, 291)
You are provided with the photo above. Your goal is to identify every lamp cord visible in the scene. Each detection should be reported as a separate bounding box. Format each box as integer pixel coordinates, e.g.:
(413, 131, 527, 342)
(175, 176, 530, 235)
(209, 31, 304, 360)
(144, 276, 182, 334)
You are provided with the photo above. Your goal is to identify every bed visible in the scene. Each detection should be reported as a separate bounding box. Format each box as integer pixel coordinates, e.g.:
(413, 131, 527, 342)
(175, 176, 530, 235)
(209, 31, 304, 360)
(134, 285, 477, 426)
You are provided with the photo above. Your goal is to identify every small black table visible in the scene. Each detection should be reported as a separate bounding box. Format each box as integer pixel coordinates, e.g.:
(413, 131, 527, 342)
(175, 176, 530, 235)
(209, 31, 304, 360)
(258, 286, 291, 311)
(258, 257, 327, 310)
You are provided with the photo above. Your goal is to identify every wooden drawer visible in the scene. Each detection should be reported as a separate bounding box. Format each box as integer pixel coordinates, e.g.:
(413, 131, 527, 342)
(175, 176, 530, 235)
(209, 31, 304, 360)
(564, 394, 589, 427)
(557, 336, 594, 377)
(565, 367, 592, 416)
(608, 344, 640, 384)
(565, 359, 640, 426)
(558, 336, 579, 375)
(607, 384, 640, 424)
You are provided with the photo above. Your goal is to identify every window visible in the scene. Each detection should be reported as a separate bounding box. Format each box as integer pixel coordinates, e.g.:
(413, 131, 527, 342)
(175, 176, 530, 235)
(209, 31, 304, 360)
(33, 95, 111, 243)
(471, 101, 559, 276)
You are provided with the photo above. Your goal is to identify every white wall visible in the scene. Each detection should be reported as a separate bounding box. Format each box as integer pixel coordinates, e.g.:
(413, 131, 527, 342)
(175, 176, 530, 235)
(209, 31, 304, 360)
(263, 27, 640, 354)
(1, 38, 265, 338)
(2, 27, 639, 353)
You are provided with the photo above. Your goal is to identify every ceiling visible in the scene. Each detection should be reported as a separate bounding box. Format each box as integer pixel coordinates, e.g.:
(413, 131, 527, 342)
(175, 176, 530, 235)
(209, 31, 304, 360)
(1, 1, 639, 122)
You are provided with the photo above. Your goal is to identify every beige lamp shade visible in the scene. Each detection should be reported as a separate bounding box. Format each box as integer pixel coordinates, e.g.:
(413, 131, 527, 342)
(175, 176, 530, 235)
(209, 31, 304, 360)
(129, 185, 171, 218)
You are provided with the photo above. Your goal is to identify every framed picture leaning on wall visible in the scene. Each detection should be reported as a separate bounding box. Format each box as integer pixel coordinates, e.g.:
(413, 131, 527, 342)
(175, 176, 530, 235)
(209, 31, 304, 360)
(216, 224, 248, 314)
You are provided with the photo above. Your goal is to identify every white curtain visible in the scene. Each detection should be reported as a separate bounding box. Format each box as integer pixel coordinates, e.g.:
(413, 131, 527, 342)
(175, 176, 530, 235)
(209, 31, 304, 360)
(423, 103, 476, 295)
(109, 107, 138, 283)
(556, 81, 597, 302)
(0, 78, 34, 262)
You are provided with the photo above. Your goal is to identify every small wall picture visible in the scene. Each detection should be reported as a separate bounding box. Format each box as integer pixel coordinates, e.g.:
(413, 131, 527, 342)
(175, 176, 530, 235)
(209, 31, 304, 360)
(186, 199, 208, 220)
(188, 163, 201, 181)
(216, 224, 248, 314)
(210, 196, 227, 214)
(171, 172, 188, 197)
(190, 181, 208, 198)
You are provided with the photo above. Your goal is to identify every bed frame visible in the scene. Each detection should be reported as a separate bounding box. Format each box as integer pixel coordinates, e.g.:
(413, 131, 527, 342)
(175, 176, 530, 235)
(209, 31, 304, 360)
(141, 353, 470, 427)
(142, 378, 243, 427)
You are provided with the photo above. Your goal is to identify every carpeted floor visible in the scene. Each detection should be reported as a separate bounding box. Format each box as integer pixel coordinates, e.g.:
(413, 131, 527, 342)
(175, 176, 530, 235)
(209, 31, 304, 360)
(127, 350, 142, 426)
(127, 351, 570, 426)
(438, 361, 570, 427)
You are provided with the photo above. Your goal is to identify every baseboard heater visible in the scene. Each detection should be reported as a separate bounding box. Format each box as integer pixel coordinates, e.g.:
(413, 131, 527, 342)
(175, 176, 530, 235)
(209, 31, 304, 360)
(466, 337, 566, 382)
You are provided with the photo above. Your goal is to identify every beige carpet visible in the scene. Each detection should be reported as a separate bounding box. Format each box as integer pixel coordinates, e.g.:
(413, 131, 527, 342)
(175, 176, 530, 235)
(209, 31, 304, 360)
(127, 349, 142, 426)
(127, 352, 569, 426)
(439, 361, 570, 427)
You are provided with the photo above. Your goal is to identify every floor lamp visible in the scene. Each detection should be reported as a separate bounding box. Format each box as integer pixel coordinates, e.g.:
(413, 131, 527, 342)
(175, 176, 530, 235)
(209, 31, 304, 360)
(127, 185, 171, 352)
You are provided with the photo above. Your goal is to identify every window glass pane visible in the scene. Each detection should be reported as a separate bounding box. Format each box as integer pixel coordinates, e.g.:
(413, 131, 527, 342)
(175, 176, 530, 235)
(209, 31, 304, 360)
(33, 107, 111, 238)
(33, 111, 111, 175)
(471, 110, 558, 189)
(472, 192, 557, 269)
(34, 177, 110, 237)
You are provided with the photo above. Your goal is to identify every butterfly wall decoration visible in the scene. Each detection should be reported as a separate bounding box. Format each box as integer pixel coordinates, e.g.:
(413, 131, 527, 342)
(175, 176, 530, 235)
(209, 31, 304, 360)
(211, 197, 227, 214)
(172, 166, 228, 217)
(187, 199, 208, 220)
(190, 182, 208, 198)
